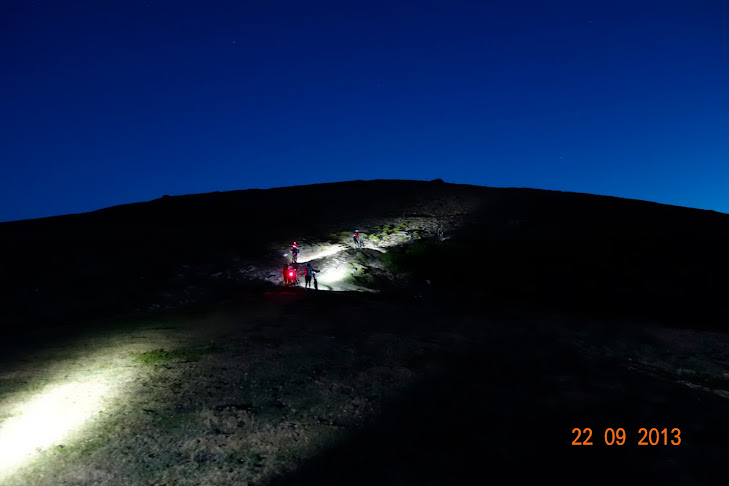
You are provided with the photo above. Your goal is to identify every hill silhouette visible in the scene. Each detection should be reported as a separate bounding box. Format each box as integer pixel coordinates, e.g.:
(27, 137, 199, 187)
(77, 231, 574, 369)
(2, 179, 728, 334)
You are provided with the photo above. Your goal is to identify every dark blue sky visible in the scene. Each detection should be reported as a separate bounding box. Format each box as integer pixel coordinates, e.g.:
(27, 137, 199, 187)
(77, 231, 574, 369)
(2, 0, 727, 222)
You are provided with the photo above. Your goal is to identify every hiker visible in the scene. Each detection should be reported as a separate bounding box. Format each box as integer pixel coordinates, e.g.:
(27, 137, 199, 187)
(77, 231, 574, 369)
(304, 262, 319, 289)
(304, 263, 313, 288)
(291, 241, 299, 263)
(353, 231, 364, 249)
(436, 226, 444, 241)
(282, 263, 290, 286)
(288, 263, 300, 286)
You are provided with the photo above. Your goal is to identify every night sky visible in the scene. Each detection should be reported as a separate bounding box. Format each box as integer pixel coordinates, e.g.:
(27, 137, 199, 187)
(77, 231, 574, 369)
(2, 0, 727, 222)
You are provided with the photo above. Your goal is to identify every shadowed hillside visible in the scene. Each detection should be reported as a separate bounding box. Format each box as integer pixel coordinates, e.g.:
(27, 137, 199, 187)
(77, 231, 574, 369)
(2, 179, 728, 334)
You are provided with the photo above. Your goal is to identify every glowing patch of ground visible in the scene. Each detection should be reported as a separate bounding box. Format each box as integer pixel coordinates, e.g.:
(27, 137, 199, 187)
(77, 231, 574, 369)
(298, 244, 346, 263)
(0, 370, 133, 480)
(0, 332, 174, 482)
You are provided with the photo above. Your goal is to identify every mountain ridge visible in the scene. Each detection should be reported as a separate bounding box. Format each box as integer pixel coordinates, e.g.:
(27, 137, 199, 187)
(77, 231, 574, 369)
(2, 179, 728, 335)
(2, 179, 726, 228)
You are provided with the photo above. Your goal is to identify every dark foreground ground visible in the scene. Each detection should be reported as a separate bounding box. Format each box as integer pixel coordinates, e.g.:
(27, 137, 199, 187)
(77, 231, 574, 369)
(267, 292, 729, 485)
(2, 287, 728, 485)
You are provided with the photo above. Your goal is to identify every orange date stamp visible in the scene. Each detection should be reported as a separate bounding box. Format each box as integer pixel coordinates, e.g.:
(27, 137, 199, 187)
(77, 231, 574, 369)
(572, 427, 681, 446)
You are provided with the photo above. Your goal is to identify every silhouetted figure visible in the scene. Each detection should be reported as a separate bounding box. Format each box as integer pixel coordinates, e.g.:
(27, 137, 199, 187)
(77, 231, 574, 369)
(286, 263, 299, 286)
(282, 263, 290, 286)
(304, 263, 319, 289)
(436, 226, 444, 241)
(353, 231, 360, 249)
(291, 241, 299, 263)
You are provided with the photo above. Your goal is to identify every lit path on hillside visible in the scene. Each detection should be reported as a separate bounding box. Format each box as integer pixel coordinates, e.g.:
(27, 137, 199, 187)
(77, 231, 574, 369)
(279, 240, 387, 292)
(297, 244, 346, 263)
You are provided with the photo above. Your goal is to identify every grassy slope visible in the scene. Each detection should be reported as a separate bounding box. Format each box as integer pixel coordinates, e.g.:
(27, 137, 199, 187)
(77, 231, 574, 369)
(2, 290, 729, 484)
